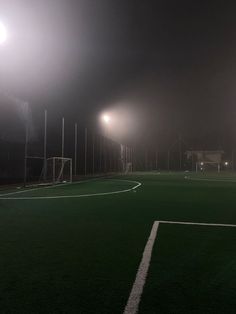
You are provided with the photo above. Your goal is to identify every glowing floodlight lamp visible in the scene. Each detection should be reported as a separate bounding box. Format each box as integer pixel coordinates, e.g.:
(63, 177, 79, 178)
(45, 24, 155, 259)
(224, 161, 229, 166)
(0, 22, 7, 45)
(102, 114, 111, 124)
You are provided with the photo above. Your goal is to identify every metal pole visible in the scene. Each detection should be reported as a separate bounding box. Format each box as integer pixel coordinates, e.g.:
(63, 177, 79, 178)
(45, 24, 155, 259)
(70, 159, 73, 183)
(104, 137, 107, 173)
(120, 144, 123, 172)
(179, 134, 182, 170)
(92, 134, 95, 175)
(145, 149, 148, 171)
(23, 102, 29, 187)
(131, 147, 133, 172)
(43, 109, 47, 181)
(62, 117, 65, 158)
(192, 150, 194, 171)
(74, 123, 77, 176)
(155, 150, 158, 170)
(167, 150, 170, 171)
(109, 142, 112, 172)
(99, 135, 102, 173)
(61, 117, 65, 181)
(84, 128, 87, 176)
(53, 157, 55, 185)
(232, 149, 234, 171)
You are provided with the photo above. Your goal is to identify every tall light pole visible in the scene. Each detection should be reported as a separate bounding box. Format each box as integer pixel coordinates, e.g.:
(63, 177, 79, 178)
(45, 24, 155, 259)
(43, 109, 47, 181)
(92, 134, 95, 174)
(101, 114, 111, 173)
(74, 123, 78, 176)
(84, 128, 87, 176)
(61, 117, 65, 158)
(23, 102, 29, 187)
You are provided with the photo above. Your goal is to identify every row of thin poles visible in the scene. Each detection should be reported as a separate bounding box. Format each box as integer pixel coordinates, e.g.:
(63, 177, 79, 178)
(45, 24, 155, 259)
(74, 125, 125, 176)
(58, 116, 120, 177)
(134, 148, 185, 171)
(23, 108, 178, 185)
(23, 108, 134, 185)
(24, 108, 184, 184)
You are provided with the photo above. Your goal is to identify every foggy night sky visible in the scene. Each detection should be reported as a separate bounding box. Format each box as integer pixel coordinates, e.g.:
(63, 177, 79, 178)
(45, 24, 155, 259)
(0, 0, 236, 149)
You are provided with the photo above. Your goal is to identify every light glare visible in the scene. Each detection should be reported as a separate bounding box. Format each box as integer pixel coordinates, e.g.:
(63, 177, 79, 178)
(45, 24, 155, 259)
(0, 22, 7, 45)
(102, 114, 111, 124)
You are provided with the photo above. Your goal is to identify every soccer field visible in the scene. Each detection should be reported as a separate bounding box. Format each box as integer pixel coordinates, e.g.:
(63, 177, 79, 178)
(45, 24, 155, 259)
(0, 173, 236, 313)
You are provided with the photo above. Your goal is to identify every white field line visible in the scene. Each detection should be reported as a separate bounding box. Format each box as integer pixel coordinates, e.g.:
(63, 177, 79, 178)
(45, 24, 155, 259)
(188, 177, 236, 183)
(123, 221, 160, 314)
(0, 176, 108, 197)
(0, 179, 142, 200)
(123, 219, 236, 314)
(159, 220, 236, 227)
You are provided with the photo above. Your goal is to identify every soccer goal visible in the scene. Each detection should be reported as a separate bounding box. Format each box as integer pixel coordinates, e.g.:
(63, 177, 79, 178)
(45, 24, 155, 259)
(45, 157, 72, 184)
(186, 150, 223, 173)
(196, 161, 220, 173)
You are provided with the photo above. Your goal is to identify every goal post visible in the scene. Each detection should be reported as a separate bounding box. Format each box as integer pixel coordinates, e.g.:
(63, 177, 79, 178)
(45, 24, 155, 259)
(46, 157, 72, 184)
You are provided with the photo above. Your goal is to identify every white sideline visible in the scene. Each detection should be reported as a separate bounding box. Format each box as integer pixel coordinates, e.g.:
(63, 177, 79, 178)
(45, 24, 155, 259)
(0, 179, 142, 200)
(123, 219, 236, 314)
(123, 221, 160, 314)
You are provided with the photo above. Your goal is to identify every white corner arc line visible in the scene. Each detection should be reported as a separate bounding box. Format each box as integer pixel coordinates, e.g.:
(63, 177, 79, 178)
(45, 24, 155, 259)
(0, 180, 142, 200)
(123, 221, 160, 314)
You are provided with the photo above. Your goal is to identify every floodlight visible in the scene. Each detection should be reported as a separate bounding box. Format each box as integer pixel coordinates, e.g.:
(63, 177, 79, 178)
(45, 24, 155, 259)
(200, 162, 204, 166)
(224, 161, 229, 166)
(0, 22, 7, 45)
(102, 114, 111, 124)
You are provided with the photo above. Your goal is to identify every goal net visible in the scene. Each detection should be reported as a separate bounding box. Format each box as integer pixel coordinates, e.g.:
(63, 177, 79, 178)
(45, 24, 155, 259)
(120, 144, 133, 174)
(186, 150, 223, 173)
(196, 161, 220, 173)
(45, 157, 72, 184)
(124, 162, 133, 174)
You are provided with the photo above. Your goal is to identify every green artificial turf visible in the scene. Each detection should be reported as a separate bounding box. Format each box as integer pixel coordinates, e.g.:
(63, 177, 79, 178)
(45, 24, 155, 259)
(139, 223, 236, 314)
(0, 172, 236, 313)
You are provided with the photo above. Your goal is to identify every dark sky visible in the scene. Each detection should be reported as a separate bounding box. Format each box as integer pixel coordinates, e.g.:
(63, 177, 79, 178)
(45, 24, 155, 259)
(1, 1, 236, 149)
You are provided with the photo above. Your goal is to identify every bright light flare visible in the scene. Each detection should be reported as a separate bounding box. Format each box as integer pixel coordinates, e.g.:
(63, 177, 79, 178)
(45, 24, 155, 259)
(0, 22, 7, 45)
(102, 114, 111, 124)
